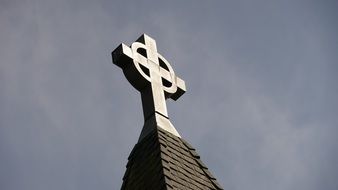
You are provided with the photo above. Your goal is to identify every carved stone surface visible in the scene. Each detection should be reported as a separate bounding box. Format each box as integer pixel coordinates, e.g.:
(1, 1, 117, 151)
(112, 34, 186, 139)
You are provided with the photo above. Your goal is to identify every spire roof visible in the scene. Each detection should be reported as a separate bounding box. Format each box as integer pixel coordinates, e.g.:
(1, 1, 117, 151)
(121, 127, 223, 190)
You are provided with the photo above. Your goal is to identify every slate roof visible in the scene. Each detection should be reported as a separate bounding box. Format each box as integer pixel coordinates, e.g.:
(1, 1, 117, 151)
(121, 127, 223, 190)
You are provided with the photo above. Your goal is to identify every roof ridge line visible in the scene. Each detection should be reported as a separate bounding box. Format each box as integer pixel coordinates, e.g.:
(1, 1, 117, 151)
(180, 139, 224, 190)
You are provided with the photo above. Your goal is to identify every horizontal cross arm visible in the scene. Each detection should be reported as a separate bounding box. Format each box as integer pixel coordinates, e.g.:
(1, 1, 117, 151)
(111, 43, 133, 69)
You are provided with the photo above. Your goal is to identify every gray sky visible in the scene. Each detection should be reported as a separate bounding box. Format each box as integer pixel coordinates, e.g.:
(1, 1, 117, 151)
(1, 0, 338, 190)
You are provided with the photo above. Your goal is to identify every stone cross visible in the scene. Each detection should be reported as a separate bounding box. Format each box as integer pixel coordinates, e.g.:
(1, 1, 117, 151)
(112, 34, 186, 139)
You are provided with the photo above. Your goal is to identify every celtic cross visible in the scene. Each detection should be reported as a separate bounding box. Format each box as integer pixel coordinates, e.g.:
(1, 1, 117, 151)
(112, 34, 186, 139)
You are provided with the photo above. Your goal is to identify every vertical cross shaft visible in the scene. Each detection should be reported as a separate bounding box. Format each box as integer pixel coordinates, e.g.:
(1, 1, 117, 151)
(139, 35, 168, 120)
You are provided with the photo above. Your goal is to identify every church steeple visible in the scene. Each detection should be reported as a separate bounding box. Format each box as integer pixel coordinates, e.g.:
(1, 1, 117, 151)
(112, 34, 223, 190)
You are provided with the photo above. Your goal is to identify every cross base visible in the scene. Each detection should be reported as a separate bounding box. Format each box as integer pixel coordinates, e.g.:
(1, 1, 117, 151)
(138, 113, 181, 142)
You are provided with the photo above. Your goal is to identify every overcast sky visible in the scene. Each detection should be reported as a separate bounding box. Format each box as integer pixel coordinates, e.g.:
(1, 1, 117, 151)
(1, 0, 338, 190)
